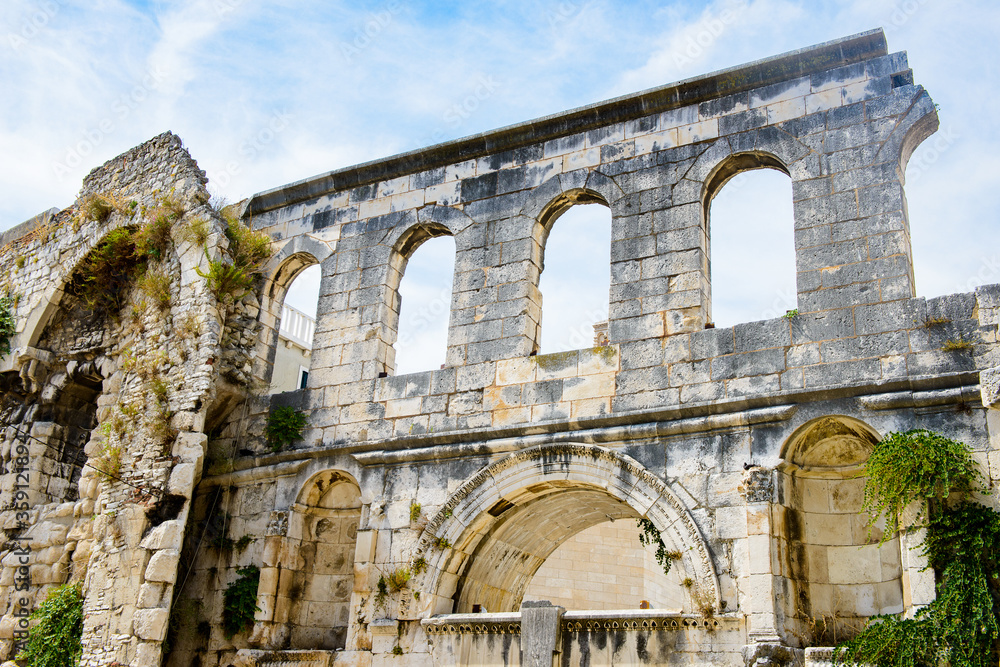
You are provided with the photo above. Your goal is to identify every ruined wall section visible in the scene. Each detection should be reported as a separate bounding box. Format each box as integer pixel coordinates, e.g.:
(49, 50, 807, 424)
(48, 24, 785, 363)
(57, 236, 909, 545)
(246, 41, 951, 451)
(0, 133, 268, 666)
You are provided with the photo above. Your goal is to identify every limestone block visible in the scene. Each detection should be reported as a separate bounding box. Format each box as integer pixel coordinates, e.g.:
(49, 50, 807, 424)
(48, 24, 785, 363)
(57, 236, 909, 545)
(144, 549, 180, 583)
(30, 522, 69, 548)
(133, 607, 169, 641)
(136, 582, 164, 608)
(133, 642, 162, 667)
(166, 463, 197, 496)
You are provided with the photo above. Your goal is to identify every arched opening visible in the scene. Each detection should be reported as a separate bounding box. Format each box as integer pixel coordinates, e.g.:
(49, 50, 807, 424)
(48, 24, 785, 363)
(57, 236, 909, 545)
(269, 264, 320, 393)
(277, 470, 362, 650)
(705, 155, 795, 327)
(266, 258, 319, 394)
(777, 416, 903, 646)
(536, 197, 612, 353)
(523, 518, 690, 612)
(416, 444, 721, 618)
(391, 229, 455, 375)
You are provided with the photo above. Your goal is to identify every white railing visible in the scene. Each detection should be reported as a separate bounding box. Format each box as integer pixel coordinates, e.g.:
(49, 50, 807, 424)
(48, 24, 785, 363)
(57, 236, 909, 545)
(279, 304, 315, 350)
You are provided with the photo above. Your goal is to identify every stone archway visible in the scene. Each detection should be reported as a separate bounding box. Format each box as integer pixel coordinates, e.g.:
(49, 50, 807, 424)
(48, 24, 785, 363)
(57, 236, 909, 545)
(414, 443, 720, 616)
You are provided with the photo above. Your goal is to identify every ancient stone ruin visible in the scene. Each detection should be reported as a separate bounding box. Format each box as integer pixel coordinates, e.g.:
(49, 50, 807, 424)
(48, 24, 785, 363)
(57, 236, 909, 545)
(0, 28, 998, 666)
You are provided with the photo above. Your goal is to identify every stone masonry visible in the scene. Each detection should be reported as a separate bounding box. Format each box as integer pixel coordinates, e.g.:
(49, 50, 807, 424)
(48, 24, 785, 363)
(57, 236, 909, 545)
(1, 28, 998, 667)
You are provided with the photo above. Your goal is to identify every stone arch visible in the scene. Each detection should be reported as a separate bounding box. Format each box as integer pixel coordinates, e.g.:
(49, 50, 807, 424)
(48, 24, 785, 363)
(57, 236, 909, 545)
(381, 220, 457, 374)
(775, 415, 902, 646)
(414, 443, 721, 616)
(701, 151, 791, 219)
(256, 236, 331, 390)
(520, 170, 624, 223)
(254, 469, 362, 650)
(875, 89, 939, 182)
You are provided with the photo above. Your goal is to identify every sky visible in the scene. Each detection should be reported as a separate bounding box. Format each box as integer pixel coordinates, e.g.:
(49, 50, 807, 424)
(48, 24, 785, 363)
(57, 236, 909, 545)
(2, 0, 999, 374)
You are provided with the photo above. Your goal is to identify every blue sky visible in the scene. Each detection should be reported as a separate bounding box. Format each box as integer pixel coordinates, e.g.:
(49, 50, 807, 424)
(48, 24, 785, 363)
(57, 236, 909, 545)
(3, 0, 999, 372)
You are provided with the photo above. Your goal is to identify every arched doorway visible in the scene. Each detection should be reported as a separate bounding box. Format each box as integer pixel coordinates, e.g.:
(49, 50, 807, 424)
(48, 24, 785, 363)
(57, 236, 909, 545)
(414, 443, 721, 617)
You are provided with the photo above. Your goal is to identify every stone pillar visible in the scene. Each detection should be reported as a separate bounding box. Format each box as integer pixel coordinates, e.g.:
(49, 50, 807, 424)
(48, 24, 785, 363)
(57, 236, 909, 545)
(741, 467, 782, 644)
(520, 601, 564, 667)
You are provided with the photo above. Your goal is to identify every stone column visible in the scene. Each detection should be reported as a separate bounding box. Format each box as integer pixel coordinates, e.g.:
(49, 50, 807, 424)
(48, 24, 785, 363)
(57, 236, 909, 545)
(520, 601, 564, 667)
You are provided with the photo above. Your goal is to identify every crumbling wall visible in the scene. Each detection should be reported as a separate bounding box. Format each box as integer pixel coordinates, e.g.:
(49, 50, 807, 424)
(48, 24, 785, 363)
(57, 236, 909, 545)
(0, 133, 271, 666)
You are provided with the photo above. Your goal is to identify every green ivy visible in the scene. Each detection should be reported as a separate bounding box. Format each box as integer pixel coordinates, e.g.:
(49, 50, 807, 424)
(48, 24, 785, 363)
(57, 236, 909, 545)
(0, 294, 16, 359)
(834, 430, 1000, 666)
(17, 582, 84, 667)
(222, 565, 261, 639)
(861, 429, 984, 534)
(266, 405, 307, 452)
(637, 517, 681, 576)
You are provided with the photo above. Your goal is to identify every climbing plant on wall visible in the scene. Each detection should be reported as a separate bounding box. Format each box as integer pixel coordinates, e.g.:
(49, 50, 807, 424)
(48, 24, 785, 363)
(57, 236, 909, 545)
(0, 294, 16, 359)
(16, 582, 84, 667)
(834, 429, 1000, 667)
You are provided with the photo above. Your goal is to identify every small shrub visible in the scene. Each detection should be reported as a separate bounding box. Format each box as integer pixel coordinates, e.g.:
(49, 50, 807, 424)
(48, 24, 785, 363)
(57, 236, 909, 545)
(266, 405, 307, 452)
(138, 270, 172, 311)
(410, 503, 422, 523)
(222, 565, 261, 639)
(783, 308, 798, 319)
(943, 337, 974, 352)
(432, 536, 451, 550)
(181, 217, 210, 246)
(0, 294, 16, 359)
(862, 429, 984, 534)
(15, 255, 26, 269)
(16, 582, 83, 667)
(70, 227, 143, 313)
(392, 645, 404, 656)
(135, 211, 174, 261)
(386, 567, 411, 592)
(235, 535, 254, 552)
(79, 192, 122, 223)
(197, 254, 254, 304)
(412, 556, 427, 575)
(93, 441, 124, 480)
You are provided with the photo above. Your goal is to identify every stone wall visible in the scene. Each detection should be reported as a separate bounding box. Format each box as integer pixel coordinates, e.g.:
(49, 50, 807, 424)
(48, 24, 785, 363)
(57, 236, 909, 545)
(2, 27, 999, 667)
(0, 133, 268, 666)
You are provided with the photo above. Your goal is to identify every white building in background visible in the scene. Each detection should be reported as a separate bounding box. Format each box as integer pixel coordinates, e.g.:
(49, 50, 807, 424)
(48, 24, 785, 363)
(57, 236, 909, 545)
(269, 303, 315, 393)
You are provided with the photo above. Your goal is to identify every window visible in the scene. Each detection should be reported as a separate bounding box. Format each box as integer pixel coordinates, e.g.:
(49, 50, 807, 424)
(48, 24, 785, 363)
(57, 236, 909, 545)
(707, 166, 795, 327)
(537, 202, 612, 353)
(393, 234, 455, 375)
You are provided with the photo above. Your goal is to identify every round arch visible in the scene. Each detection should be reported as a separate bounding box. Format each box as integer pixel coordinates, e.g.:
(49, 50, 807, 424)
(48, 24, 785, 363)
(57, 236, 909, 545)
(413, 443, 721, 615)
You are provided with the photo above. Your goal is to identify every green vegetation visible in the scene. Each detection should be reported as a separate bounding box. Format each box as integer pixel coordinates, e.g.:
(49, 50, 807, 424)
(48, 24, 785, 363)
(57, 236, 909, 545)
(197, 213, 271, 304)
(637, 517, 681, 576)
(834, 429, 999, 667)
(942, 337, 974, 352)
(410, 502, 422, 523)
(222, 565, 261, 639)
(386, 567, 411, 592)
(0, 294, 16, 359)
(266, 405, 307, 452)
(16, 583, 84, 667)
(784, 308, 799, 319)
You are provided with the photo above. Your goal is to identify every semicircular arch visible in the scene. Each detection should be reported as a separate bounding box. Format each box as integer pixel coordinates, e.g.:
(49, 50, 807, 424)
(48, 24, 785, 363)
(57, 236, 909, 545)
(414, 443, 720, 614)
